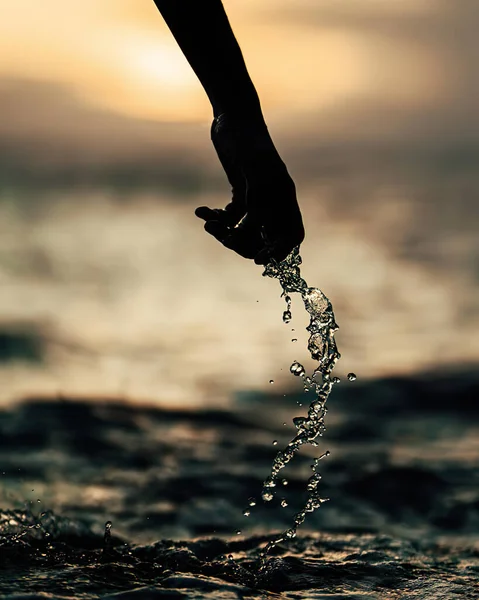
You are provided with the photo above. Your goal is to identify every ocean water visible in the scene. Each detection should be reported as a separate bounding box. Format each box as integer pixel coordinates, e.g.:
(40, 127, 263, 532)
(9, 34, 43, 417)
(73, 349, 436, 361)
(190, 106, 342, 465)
(0, 369, 478, 599)
(0, 188, 478, 407)
(0, 186, 478, 598)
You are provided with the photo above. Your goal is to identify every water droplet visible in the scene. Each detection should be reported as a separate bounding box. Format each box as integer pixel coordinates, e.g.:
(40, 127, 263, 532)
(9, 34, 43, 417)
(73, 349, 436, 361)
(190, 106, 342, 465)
(285, 528, 296, 539)
(293, 416, 307, 429)
(269, 379, 274, 384)
(243, 509, 251, 517)
(282, 478, 288, 486)
(262, 492, 274, 502)
(248, 497, 257, 507)
(307, 474, 321, 490)
(37, 499, 41, 503)
(290, 361, 305, 377)
(235, 529, 242, 535)
(283, 422, 287, 426)
(281, 499, 288, 507)
(332, 376, 340, 384)
(272, 440, 278, 445)
(348, 372, 357, 381)
(282, 310, 292, 323)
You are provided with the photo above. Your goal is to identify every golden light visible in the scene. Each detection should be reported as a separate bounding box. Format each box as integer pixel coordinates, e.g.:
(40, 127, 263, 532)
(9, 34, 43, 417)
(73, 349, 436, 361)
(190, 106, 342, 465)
(120, 36, 197, 91)
(79, 29, 211, 122)
(0, 0, 447, 125)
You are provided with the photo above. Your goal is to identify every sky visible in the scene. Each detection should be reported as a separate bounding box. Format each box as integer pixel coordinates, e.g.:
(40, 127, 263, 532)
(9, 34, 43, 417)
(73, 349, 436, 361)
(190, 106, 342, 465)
(1, 0, 478, 187)
(2, 0, 477, 126)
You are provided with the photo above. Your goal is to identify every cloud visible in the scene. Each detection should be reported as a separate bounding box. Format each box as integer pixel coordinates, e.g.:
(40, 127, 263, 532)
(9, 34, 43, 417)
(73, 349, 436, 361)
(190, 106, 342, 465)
(1, 70, 478, 200)
(0, 77, 216, 193)
(265, 1, 479, 128)
(266, 0, 478, 36)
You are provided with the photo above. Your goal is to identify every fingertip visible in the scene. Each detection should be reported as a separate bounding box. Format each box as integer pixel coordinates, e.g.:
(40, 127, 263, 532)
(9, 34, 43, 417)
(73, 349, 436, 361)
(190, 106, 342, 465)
(254, 250, 270, 266)
(257, 242, 295, 265)
(271, 249, 290, 264)
(204, 219, 221, 234)
(195, 206, 213, 220)
(204, 220, 231, 244)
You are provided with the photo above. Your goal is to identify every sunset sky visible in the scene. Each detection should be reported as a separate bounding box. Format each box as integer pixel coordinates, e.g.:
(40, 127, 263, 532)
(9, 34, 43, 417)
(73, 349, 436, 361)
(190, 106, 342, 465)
(1, 0, 477, 186)
(1, 0, 467, 125)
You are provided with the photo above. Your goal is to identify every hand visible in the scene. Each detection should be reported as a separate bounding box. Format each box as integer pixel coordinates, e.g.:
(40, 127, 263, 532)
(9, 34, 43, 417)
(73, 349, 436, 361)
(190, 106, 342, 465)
(195, 113, 305, 265)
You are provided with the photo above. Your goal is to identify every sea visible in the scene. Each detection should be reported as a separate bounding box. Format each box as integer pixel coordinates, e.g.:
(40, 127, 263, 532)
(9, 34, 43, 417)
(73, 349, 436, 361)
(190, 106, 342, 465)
(0, 186, 478, 598)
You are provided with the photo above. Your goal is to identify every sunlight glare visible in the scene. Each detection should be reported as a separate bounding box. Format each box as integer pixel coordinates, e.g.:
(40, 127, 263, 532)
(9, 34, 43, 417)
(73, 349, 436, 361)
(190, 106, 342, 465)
(121, 36, 197, 91)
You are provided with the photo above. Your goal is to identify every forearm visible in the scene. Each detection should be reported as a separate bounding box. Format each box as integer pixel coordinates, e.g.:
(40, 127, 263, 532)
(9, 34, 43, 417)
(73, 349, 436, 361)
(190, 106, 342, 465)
(152, 0, 264, 121)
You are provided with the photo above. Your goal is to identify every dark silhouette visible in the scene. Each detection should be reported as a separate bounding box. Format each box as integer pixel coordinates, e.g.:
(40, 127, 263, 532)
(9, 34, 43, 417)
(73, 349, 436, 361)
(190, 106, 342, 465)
(153, 0, 304, 264)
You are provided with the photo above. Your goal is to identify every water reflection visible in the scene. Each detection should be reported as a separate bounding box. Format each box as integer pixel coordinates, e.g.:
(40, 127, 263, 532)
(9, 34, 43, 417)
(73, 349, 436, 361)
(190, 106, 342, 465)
(0, 185, 477, 407)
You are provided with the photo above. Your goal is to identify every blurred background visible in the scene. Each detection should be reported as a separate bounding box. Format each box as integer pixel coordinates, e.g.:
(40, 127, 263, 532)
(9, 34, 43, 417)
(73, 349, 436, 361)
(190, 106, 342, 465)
(0, 0, 478, 407)
(0, 6, 478, 595)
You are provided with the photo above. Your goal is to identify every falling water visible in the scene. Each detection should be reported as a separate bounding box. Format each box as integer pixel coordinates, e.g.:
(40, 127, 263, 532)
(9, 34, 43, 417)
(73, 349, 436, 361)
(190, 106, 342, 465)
(257, 246, 341, 553)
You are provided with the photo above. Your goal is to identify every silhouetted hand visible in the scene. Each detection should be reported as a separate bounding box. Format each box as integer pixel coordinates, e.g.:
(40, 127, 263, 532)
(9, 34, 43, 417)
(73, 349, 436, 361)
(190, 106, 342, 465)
(195, 113, 305, 265)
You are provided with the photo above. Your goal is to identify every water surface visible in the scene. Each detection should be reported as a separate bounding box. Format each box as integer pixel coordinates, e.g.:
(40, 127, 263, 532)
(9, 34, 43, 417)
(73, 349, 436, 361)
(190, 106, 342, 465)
(1, 369, 477, 598)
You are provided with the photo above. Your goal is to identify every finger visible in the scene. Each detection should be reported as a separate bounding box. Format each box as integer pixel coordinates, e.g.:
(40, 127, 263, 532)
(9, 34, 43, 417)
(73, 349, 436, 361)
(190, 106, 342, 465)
(195, 203, 245, 227)
(254, 215, 305, 265)
(204, 219, 230, 242)
(253, 228, 274, 266)
(254, 240, 298, 266)
(230, 215, 265, 258)
(271, 241, 296, 264)
(195, 206, 225, 222)
(204, 220, 250, 255)
(254, 247, 272, 266)
(204, 220, 263, 259)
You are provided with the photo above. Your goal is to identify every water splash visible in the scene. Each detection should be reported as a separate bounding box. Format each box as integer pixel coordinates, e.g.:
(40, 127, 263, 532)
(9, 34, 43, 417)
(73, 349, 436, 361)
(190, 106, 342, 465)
(260, 246, 341, 554)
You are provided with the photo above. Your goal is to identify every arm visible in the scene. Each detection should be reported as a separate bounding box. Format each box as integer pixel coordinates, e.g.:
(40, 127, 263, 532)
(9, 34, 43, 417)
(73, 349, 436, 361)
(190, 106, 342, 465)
(152, 0, 263, 120)
(153, 0, 304, 264)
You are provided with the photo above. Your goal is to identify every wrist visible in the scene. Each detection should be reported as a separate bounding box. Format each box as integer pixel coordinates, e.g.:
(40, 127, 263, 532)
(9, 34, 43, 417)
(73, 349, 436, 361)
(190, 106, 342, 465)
(214, 111, 267, 135)
(212, 112, 285, 171)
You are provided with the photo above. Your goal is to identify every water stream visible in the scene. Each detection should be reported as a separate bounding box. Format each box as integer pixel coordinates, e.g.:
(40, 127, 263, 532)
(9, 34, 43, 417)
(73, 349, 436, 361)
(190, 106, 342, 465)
(246, 247, 342, 553)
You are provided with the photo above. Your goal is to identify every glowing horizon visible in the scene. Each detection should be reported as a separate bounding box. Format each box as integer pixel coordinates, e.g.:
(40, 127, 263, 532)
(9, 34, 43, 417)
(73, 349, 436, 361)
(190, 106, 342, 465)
(0, 0, 447, 123)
